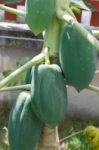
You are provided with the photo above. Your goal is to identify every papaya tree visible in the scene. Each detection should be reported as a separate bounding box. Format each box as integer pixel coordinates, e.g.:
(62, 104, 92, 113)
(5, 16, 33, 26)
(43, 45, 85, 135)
(0, 0, 99, 150)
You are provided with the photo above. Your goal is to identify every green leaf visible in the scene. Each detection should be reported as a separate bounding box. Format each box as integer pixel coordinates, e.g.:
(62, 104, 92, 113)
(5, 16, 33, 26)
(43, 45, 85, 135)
(70, 4, 81, 14)
(5, 0, 22, 4)
(70, 0, 96, 11)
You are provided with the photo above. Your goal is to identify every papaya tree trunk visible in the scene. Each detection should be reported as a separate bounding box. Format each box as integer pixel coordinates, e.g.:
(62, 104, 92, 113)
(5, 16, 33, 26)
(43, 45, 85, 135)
(36, 126, 61, 150)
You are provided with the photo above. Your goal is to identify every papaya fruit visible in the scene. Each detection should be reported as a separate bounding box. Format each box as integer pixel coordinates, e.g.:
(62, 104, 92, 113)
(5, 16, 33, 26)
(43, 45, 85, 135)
(8, 92, 43, 150)
(31, 64, 67, 128)
(25, 68, 32, 84)
(25, 0, 55, 35)
(59, 24, 97, 91)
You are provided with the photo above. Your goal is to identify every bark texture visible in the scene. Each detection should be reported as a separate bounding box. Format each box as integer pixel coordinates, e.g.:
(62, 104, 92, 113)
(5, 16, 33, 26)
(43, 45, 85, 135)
(36, 126, 61, 150)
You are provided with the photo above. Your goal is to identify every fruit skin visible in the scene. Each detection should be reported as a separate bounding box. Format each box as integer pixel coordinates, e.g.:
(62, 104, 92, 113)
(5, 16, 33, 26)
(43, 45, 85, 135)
(31, 64, 67, 128)
(25, 68, 32, 84)
(59, 24, 97, 91)
(8, 92, 43, 150)
(25, 0, 55, 35)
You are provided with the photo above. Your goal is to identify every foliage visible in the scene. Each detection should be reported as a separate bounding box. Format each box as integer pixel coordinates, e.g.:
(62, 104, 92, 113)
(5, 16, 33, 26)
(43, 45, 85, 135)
(2, 57, 31, 86)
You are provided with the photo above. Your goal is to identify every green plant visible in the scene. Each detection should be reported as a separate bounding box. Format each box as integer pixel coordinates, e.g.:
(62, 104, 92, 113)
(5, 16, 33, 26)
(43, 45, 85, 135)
(0, 0, 99, 150)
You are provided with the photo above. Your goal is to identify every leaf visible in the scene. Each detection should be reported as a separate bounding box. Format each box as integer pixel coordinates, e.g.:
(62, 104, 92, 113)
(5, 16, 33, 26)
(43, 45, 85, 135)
(70, 0, 96, 11)
(70, 4, 81, 14)
(5, 0, 22, 4)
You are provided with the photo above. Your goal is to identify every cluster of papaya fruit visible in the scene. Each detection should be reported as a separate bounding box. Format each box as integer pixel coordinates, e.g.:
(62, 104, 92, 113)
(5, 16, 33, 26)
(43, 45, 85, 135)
(8, 0, 97, 149)
(8, 64, 68, 150)
(25, 0, 97, 91)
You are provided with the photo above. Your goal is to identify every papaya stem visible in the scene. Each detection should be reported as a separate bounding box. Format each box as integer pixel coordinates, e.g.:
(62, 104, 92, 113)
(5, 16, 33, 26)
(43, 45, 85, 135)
(56, 7, 99, 51)
(56, 0, 70, 10)
(0, 84, 31, 92)
(36, 126, 60, 150)
(0, 5, 25, 16)
(0, 53, 45, 89)
(44, 16, 62, 59)
(43, 0, 71, 59)
(56, 0, 75, 18)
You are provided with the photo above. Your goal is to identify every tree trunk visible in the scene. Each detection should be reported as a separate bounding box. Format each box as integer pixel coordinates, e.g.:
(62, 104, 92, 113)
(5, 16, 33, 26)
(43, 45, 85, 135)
(36, 126, 61, 150)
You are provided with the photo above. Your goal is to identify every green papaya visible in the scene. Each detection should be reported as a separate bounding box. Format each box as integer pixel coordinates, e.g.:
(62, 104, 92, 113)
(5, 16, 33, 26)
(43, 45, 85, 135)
(25, 0, 55, 35)
(25, 68, 32, 84)
(59, 24, 97, 91)
(8, 92, 43, 150)
(31, 64, 67, 128)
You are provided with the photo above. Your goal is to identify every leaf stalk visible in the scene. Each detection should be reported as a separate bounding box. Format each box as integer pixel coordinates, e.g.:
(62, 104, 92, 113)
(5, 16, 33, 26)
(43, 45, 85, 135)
(0, 5, 25, 16)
